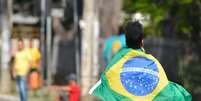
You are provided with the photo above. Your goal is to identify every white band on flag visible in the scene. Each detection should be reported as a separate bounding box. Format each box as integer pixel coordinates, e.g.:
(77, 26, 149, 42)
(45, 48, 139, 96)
(121, 67, 159, 77)
(89, 79, 102, 95)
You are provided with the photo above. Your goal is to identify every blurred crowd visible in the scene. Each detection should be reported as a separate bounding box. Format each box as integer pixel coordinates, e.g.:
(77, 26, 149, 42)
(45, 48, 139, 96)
(10, 38, 81, 101)
(10, 38, 41, 101)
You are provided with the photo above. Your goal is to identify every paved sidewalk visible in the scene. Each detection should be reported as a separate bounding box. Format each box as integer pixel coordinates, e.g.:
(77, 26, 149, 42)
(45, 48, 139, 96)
(0, 95, 19, 101)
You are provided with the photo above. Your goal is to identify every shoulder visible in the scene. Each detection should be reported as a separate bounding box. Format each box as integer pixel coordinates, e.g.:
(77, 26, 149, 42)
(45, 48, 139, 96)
(144, 53, 160, 63)
(105, 48, 131, 70)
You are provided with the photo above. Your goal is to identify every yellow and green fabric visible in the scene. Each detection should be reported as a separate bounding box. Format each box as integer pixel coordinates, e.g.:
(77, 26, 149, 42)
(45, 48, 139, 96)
(90, 48, 191, 101)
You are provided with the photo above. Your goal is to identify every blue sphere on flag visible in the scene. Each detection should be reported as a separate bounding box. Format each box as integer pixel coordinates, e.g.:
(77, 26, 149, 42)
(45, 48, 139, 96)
(120, 56, 159, 96)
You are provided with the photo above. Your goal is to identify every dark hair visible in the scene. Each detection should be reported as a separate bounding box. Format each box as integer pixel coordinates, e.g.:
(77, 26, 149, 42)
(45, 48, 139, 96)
(67, 73, 77, 81)
(118, 25, 125, 35)
(125, 21, 143, 49)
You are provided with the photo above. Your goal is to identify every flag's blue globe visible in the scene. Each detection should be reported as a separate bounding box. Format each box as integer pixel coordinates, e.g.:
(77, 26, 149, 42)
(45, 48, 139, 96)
(120, 56, 159, 96)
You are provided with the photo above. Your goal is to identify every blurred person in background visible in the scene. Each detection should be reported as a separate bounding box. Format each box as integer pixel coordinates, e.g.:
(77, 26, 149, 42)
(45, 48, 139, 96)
(27, 38, 42, 96)
(53, 73, 81, 101)
(102, 26, 126, 67)
(66, 74, 81, 101)
(13, 39, 32, 101)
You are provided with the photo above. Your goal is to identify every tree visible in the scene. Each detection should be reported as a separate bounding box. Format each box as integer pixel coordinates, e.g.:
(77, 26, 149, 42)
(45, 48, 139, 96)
(0, 0, 12, 93)
(98, 0, 123, 37)
(123, 0, 201, 42)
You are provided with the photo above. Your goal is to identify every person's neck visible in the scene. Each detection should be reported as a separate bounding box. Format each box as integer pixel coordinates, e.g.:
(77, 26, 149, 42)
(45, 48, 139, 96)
(131, 47, 144, 52)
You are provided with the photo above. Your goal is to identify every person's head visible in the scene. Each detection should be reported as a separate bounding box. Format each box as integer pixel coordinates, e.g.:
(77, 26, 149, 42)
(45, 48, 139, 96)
(67, 73, 77, 85)
(18, 39, 24, 51)
(125, 21, 144, 49)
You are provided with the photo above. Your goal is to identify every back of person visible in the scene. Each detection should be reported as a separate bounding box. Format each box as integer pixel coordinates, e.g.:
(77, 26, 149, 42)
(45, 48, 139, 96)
(90, 21, 191, 101)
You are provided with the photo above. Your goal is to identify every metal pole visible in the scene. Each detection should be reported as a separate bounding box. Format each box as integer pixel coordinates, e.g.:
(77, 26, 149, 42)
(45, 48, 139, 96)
(73, 0, 81, 84)
(40, 0, 47, 85)
(46, 16, 52, 85)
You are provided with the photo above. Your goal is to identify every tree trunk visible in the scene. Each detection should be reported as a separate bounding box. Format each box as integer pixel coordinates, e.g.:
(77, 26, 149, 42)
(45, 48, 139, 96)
(98, 0, 123, 37)
(0, 0, 12, 93)
(81, 0, 99, 100)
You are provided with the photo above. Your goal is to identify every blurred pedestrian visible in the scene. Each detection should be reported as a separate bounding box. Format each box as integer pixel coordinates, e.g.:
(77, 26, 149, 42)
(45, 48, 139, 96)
(90, 21, 191, 101)
(66, 74, 80, 101)
(53, 74, 81, 101)
(103, 26, 126, 66)
(13, 39, 31, 101)
(27, 39, 42, 96)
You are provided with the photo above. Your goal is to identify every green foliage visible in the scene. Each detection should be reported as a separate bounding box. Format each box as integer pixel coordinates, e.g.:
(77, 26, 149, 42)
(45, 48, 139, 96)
(183, 60, 201, 91)
(180, 0, 193, 4)
(123, 0, 200, 40)
(121, 15, 132, 29)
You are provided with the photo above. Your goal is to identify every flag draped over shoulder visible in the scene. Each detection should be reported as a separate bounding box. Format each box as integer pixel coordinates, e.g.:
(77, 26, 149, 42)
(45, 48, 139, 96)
(89, 48, 191, 101)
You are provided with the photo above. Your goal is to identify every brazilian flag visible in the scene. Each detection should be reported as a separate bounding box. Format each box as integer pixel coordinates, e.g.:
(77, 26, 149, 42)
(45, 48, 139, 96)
(89, 48, 191, 101)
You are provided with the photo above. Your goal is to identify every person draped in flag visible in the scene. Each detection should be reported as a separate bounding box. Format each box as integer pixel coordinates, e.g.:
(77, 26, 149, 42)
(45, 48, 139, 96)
(89, 21, 191, 101)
